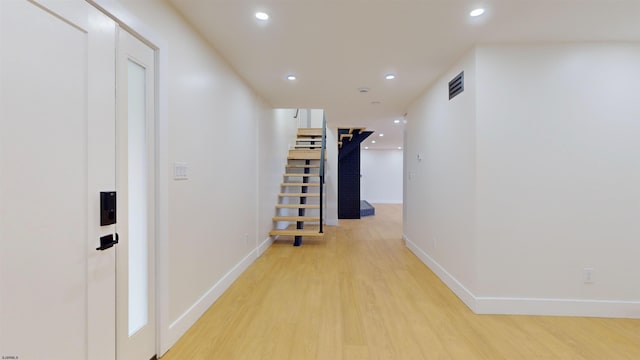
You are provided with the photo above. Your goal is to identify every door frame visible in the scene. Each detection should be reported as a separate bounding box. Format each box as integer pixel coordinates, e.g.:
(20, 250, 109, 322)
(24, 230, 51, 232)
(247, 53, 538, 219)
(87, 0, 171, 356)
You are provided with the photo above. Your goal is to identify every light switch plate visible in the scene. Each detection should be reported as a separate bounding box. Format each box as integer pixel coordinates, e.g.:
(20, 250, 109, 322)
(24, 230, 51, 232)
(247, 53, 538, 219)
(174, 162, 189, 180)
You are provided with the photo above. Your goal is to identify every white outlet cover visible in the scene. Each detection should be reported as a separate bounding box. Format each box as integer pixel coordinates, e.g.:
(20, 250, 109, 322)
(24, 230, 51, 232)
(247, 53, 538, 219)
(583, 268, 595, 284)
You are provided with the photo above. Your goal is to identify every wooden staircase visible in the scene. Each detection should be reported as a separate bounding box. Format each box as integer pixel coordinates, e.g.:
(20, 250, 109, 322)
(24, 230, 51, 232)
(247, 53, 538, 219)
(269, 127, 325, 245)
(337, 127, 366, 148)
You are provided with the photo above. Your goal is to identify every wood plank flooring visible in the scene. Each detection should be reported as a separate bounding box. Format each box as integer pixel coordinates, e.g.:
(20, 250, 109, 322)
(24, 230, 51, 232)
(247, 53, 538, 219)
(160, 204, 640, 359)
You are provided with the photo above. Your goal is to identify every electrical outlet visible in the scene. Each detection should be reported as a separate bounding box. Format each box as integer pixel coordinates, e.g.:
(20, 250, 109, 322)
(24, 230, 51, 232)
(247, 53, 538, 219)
(583, 267, 595, 284)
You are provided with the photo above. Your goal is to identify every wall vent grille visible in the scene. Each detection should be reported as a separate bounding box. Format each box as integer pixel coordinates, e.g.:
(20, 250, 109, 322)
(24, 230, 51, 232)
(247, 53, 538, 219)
(449, 71, 464, 100)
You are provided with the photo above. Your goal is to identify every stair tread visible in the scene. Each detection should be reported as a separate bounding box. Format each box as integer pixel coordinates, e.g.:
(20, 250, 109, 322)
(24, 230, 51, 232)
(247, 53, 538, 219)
(281, 183, 320, 187)
(297, 128, 323, 137)
(273, 216, 320, 222)
(279, 193, 320, 197)
(269, 229, 325, 237)
(288, 149, 321, 153)
(286, 164, 320, 168)
(284, 173, 320, 177)
(276, 204, 320, 209)
(288, 149, 324, 160)
(294, 144, 322, 148)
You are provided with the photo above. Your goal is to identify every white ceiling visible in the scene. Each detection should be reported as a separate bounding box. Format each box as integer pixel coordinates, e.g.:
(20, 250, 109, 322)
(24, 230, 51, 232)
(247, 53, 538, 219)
(167, 0, 640, 150)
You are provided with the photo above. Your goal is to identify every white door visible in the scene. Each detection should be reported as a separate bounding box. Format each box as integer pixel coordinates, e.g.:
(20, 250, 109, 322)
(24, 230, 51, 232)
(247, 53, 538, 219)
(116, 29, 156, 360)
(0, 1, 117, 359)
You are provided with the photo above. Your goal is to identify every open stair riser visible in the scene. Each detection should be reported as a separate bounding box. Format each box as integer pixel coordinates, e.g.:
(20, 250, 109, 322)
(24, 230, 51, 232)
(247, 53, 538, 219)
(286, 164, 320, 168)
(284, 173, 320, 178)
(276, 204, 320, 209)
(269, 230, 325, 238)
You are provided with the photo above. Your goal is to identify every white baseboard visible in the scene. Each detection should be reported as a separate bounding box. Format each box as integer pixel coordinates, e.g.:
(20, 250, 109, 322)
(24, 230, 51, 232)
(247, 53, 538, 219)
(403, 234, 477, 311)
(256, 236, 273, 258)
(475, 296, 640, 318)
(403, 234, 640, 319)
(165, 236, 274, 349)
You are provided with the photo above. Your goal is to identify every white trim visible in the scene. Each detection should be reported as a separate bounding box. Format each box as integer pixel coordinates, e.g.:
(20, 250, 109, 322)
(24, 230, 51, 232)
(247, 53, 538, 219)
(165, 240, 272, 348)
(475, 296, 640, 318)
(154, 38, 171, 358)
(403, 234, 477, 311)
(403, 234, 640, 319)
(256, 236, 274, 258)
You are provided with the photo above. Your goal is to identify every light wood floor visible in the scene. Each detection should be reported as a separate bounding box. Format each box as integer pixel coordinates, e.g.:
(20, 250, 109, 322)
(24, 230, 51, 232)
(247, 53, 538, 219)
(161, 204, 640, 359)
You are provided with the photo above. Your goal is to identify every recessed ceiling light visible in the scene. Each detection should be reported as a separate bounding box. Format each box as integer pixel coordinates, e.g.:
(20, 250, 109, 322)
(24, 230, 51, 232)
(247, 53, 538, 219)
(364, 147, 369, 150)
(359, 87, 369, 93)
(385, 74, 396, 80)
(371, 140, 376, 144)
(286, 75, 296, 80)
(394, 119, 401, 124)
(470, 8, 485, 17)
(398, 147, 402, 150)
(379, 133, 384, 137)
(255, 12, 269, 20)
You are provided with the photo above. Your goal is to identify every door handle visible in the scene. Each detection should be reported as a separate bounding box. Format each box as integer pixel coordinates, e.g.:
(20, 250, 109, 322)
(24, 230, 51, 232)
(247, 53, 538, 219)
(96, 233, 119, 251)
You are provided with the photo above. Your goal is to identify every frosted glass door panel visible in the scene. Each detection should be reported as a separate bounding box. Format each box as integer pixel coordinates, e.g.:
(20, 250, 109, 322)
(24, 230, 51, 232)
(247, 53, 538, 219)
(127, 60, 148, 336)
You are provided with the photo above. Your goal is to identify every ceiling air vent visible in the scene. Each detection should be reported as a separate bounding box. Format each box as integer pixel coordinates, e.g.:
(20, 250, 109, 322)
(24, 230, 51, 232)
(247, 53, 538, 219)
(448, 71, 464, 100)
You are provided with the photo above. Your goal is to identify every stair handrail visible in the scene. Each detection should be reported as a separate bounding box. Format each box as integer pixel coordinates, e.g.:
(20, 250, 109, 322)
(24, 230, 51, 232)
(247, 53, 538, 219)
(319, 113, 326, 233)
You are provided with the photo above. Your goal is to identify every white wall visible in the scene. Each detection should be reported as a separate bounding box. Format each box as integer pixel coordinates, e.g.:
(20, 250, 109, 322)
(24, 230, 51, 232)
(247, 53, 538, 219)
(474, 43, 640, 314)
(258, 109, 299, 235)
(404, 49, 478, 299)
(294, 108, 324, 129)
(109, 0, 293, 353)
(404, 43, 640, 318)
(361, 150, 403, 204)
